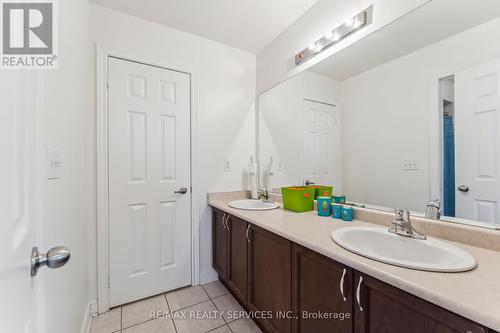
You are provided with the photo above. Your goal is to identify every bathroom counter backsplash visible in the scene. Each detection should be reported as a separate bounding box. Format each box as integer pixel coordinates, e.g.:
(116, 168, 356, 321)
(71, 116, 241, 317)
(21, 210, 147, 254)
(208, 191, 500, 332)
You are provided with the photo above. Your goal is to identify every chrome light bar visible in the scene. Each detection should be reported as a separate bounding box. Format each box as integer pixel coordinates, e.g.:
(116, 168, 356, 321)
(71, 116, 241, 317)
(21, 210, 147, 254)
(295, 6, 373, 65)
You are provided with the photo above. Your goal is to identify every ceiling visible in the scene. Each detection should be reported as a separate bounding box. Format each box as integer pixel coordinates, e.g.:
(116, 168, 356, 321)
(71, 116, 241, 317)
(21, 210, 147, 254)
(91, 0, 319, 54)
(310, 0, 500, 80)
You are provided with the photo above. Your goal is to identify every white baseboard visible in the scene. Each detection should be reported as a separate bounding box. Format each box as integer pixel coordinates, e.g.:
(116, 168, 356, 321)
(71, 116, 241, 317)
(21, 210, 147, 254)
(80, 301, 95, 333)
(199, 269, 218, 284)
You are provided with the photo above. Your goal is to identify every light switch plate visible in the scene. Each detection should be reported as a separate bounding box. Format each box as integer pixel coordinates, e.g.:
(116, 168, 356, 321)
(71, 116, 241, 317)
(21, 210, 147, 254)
(47, 146, 62, 179)
(224, 160, 232, 172)
(401, 160, 418, 170)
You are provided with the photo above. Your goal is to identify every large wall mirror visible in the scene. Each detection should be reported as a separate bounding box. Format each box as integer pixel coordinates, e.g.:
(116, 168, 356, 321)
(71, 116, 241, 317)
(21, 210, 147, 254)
(258, 0, 500, 229)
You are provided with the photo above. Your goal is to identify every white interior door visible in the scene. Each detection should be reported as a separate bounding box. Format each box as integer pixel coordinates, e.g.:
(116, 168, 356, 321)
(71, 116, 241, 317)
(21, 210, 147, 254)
(455, 59, 500, 225)
(0, 72, 39, 332)
(108, 58, 191, 306)
(302, 99, 338, 187)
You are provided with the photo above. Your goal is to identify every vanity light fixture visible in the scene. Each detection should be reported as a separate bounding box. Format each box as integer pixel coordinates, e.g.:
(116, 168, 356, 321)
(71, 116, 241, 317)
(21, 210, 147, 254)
(295, 6, 373, 65)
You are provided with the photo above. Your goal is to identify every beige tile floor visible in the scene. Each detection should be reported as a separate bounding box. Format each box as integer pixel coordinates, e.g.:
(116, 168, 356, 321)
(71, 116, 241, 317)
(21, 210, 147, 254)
(90, 280, 262, 333)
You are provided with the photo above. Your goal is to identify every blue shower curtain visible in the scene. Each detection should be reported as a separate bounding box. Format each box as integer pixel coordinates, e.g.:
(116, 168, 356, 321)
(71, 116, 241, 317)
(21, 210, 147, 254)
(443, 115, 455, 217)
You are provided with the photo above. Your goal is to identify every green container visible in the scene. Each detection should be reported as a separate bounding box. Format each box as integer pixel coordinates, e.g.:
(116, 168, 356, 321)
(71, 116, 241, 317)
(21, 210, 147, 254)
(281, 186, 315, 212)
(307, 185, 333, 199)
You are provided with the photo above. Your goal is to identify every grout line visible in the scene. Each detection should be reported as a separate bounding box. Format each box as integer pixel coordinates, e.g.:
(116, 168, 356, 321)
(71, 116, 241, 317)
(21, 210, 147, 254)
(165, 293, 178, 333)
(120, 306, 123, 330)
(171, 298, 212, 313)
(204, 323, 229, 333)
(211, 298, 229, 325)
(211, 293, 230, 301)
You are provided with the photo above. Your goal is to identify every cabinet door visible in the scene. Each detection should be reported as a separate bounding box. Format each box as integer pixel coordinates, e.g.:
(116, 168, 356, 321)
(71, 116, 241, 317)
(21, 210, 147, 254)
(248, 224, 292, 333)
(212, 209, 228, 280)
(354, 272, 488, 333)
(292, 244, 353, 333)
(226, 215, 248, 303)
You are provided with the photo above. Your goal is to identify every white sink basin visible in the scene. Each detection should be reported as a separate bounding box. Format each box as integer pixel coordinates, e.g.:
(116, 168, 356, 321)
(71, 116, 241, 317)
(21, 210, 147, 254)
(331, 227, 477, 272)
(228, 199, 280, 211)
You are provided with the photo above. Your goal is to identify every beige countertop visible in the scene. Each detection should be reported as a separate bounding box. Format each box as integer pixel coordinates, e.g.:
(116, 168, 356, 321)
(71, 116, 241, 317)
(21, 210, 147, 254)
(208, 193, 500, 332)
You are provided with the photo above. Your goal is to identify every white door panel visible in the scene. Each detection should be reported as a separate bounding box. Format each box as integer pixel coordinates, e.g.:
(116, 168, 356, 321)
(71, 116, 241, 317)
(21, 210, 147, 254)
(108, 58, 191, 306)
(302, 100, 338, 187)
(455, 59, 500, 225)
(0, 71, 39, 332)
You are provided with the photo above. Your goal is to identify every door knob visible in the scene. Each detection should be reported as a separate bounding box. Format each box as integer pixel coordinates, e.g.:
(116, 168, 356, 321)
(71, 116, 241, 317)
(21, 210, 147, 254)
(31, 246, 70, 277)
(458, 185, 469, 192)
(174, 187, 188, 194)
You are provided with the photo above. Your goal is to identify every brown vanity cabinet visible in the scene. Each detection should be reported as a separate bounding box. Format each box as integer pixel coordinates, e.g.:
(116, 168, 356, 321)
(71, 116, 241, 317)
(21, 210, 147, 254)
(247, 224, 292, 333)
(226, 215, 248, 303)
(292, 244, 353, 333)
(212, 209, 228, 280)
(212, 208, 492, 333)
(353, 272, 489, 333)
(212, 209, 248, 302)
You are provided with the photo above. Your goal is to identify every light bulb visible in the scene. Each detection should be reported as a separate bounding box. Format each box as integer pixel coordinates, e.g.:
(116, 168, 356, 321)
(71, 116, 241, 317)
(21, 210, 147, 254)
(308, 43, 316, 51)
(353, 18, 362, 29)
(332, 32, 340, 41)
(324, 31, 334, 40)
(344, 17, 354, 27)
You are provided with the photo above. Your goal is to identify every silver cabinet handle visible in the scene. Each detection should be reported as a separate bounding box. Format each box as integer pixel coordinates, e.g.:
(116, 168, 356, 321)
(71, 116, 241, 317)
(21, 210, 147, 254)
(356, 276, 364, 311)
(246, 225, 251, 243)
(175, 187, 188, 194)
(31, 246, 70, 277)
(222, 213, 227, 229)
(340, 268, 347, 302)
(458, 185, 469, 192)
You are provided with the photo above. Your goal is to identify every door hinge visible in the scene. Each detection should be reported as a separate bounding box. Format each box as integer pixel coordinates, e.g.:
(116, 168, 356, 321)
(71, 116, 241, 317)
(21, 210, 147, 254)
(107, 276, 111, 289)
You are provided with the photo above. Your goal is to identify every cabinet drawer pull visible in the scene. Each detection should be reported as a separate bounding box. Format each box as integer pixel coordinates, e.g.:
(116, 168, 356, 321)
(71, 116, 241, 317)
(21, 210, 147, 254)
(356, 276, 364, 311)
(340, 268, 347, 302)
(246, 225, 251, 243)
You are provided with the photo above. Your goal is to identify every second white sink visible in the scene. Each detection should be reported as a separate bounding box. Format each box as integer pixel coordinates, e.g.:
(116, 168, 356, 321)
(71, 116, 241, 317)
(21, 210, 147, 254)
(228, 199, 280, 211)
(331, 227, 476, 272)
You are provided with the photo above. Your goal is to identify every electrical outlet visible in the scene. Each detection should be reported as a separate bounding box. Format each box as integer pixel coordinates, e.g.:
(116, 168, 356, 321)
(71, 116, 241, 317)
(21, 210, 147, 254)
(224, 160, 232, 172)
(401, 160, 418, 170)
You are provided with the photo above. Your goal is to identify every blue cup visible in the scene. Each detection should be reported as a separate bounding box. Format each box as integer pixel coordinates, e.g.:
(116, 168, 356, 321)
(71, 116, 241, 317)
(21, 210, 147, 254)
(342, 206, 353, 221)
(332, 205, 343, 219)
(317, 196, 332, 216)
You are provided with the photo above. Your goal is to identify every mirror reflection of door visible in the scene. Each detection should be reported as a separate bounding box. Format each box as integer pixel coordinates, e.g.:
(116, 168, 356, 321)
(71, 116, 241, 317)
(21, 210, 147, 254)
(302, 99, 338, 188)
(441, 59, 500, 225)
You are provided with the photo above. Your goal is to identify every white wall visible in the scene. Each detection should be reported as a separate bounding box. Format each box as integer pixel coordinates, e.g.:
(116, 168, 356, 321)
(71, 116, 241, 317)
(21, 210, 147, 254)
(38, 0, 92, 332)
(259, 71, 340, 190)
(340, 17, 500, 212)
(256, 0, 430, 94)
(88, 4, 256, 299)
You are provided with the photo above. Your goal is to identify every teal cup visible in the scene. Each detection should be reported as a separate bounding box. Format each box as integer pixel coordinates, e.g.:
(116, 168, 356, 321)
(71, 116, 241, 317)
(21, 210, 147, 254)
(332, 204, 343, 219)
(342, 206, 354, 221)
(333, 195, 346, 204)
(317, 196, 332, 216)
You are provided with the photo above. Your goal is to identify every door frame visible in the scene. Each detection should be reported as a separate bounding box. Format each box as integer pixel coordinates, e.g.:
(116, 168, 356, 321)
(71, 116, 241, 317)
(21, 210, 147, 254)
(96, 46, 200, 313)
(429, 71, 455, 206)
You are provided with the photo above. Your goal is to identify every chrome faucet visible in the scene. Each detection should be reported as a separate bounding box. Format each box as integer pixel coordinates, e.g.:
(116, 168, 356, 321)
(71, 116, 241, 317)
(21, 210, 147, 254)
(258, 189, 273, 203)
(389, 209, 426, 240)
(425, 199, 441, 220)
